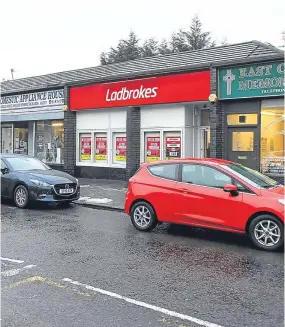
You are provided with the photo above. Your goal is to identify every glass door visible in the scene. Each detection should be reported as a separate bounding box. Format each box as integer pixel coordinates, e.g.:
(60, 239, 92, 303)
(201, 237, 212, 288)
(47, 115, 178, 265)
(200, 128, 210, 158)
(1, 126, 13, 154)
(14, 122, 29, 155)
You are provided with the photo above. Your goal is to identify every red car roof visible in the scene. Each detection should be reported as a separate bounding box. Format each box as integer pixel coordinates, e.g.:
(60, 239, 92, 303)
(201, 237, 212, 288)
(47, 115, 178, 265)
(143, 158, 233, 166)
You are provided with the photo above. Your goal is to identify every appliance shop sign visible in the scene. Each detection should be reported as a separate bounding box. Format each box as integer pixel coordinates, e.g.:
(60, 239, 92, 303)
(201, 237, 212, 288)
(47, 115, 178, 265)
(69, 71, 210, 110)
(219, 62, 284, 99)
(1, 89, 64, 110)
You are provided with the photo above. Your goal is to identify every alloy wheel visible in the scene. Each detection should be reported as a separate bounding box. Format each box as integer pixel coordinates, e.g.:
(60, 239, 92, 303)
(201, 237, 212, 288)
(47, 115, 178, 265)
(254, 220, 281, 247)
(15, 187, 27, 207)
(133, 205, 151, 228)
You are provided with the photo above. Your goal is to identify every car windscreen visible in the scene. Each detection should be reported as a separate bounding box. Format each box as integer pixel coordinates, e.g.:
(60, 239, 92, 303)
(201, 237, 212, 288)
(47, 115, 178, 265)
(222, 163, 278, 189)
(6, 157, 50, 171)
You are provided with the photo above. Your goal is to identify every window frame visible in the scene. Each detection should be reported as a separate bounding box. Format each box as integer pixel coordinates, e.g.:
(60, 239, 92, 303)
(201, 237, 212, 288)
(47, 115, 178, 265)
(178, 163, 255, 194)
(147, 163, 180, 182)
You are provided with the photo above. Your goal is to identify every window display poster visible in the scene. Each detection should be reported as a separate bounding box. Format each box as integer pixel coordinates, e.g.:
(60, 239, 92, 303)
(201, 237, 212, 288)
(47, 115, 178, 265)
(261, 156, 284, 175)
(146, 136, 160, 162)
(115, 136, 127, 161)
(81, 136, 91, 160)
(95, 136, 107, 160)
(166, 136, 181, 159)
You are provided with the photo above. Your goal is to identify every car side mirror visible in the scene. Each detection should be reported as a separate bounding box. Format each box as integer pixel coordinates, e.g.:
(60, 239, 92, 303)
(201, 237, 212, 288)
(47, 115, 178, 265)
(223, 184, 239, 196)
(1, 168, 9, 175)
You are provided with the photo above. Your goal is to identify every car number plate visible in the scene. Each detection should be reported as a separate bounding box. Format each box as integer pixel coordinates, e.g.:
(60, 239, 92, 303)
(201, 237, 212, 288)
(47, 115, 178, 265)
(59, 188, 74, 194)
(169, 152, 177, 156)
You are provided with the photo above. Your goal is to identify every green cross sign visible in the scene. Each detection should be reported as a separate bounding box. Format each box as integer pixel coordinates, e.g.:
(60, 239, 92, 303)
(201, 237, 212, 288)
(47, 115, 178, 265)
(219, 62, 284, 99)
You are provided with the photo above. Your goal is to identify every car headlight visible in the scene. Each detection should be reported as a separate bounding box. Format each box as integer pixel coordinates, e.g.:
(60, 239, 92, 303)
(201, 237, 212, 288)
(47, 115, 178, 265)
(278, 199, 285, 205)
(30, 179, 51, 187)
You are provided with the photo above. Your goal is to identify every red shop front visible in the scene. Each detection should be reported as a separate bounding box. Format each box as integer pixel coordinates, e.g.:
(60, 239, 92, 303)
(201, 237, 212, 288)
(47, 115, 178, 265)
(69, 71, 211, 179)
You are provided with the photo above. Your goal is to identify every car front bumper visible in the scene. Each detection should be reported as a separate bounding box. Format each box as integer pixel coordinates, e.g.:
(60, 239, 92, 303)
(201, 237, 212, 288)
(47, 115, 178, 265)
(29, 184, 80, 203)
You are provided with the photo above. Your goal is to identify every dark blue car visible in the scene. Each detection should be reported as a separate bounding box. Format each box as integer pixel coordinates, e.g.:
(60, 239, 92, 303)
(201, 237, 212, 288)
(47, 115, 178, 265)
(1, 154, 80, 208)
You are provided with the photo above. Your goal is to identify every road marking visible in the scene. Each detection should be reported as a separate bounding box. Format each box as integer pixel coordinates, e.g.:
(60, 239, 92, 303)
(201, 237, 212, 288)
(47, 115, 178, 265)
(62, 278, 225, 327)
(0, 257, 24, 263)
(1, 265, 36, 277)
(8, 276, 90, 297)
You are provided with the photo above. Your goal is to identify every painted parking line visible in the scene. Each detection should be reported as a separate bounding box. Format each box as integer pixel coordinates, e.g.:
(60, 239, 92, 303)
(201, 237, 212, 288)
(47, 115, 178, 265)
(62, 278, 224, 327)
(8, 276, 90, 297)
(0, 257, 24, 264)
(1, 265, 37, 277)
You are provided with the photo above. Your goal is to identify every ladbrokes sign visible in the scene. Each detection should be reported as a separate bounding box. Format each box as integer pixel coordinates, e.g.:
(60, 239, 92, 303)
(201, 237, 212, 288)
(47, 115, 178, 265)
(69, 72, 210, 110)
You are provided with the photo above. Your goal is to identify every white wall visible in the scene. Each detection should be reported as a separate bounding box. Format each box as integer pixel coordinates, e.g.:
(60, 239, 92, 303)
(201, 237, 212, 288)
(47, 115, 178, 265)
(141, 104, 185, 128)
(76, 108, 127, 130)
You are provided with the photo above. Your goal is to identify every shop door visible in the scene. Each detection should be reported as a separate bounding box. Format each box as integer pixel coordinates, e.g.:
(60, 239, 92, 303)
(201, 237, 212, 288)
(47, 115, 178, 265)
(227, 127, 258, 170)
(200, 128, 210, 158)
(14, 123, 29, 155)
(1, 126, 13, 154)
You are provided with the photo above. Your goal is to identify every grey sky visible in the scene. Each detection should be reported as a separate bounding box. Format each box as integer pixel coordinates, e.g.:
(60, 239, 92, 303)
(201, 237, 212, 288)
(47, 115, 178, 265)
(1, 0, 284, 81)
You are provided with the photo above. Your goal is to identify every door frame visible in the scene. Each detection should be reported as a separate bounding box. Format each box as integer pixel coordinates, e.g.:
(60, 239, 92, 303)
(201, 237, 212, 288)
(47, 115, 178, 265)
(227, 126, 259, 170)
(199, 127, 210, 158)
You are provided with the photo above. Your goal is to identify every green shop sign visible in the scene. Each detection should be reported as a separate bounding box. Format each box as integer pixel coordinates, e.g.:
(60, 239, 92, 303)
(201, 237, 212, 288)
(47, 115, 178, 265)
(219, 62, 284, 99)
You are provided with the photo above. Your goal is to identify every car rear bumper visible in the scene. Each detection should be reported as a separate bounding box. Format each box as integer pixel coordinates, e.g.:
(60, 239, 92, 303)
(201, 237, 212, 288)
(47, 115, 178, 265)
(29, 185, 80, 203)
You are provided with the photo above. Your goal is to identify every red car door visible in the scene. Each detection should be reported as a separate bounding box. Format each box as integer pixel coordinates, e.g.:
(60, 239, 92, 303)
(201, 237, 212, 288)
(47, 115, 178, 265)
(174, 164, 247, 233)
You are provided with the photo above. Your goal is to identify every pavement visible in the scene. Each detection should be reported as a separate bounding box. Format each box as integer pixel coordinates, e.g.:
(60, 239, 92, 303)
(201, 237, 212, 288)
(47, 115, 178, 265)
(1, 202, 284, 327)
(75, 178, 127, 211)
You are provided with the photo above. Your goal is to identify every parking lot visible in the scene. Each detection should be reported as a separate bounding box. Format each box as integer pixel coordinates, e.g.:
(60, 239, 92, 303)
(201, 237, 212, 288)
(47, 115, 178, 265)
(1, 202, 284, 327)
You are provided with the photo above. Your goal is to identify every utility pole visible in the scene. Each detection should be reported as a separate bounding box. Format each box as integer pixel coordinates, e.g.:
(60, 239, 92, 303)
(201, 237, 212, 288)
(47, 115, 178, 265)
(10, 68, 14, 79)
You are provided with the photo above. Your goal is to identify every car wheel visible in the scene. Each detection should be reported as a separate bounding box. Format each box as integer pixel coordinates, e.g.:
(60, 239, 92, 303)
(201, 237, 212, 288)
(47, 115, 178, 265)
(130, 201, 158, 232)
(248, 215, 284, 251)
(14, 185, 29, 209)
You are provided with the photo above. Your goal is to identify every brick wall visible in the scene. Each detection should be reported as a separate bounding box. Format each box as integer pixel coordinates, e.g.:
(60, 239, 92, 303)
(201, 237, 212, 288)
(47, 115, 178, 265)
(210, 67, 225, 159)
(126, 107, 141, 180)
(63, 86, 77, 176)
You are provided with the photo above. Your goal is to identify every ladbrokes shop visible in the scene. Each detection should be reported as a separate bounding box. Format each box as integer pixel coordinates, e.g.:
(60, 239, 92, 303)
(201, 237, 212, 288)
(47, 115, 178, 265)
(66, 60, 284, 183)
(67, 71, 212, 180)
(1, 41, 284, 182)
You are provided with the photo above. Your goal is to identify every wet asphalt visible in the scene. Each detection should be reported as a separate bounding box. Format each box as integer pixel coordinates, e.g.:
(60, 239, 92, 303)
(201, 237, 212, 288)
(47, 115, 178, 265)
(1, 201, 284, 327)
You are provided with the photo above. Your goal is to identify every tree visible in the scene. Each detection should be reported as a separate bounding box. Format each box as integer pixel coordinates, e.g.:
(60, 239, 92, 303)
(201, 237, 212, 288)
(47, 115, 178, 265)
(170, 30, 191, 53)
(221, 37, 228, 46)
(140, 38, 159, 58)
(182, 15, 216, 50)
(158, 39, 173, 55)
(99, 16, 218, 65)
(100, 31, 141, 65)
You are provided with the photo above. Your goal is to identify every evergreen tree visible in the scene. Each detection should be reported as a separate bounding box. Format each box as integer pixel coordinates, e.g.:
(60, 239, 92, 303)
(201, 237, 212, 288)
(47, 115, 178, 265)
(100, 31, 141, 65)
(158, 39, 173, 55)
(140, 38, 159, 58)
(182, 15, 216, 50)
(170, 30, 191, 53)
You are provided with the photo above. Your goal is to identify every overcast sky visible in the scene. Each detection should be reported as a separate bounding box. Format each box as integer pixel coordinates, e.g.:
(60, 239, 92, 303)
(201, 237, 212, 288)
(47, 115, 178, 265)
(1, 0, 284, 81)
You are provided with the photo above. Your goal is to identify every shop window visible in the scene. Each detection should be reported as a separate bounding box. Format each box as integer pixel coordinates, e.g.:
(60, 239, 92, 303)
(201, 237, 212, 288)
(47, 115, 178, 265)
(232, 132, 254, 151)
(112, 133, 127, 164)
(164, 131, 181, 160)
(260, 107, 284, 175)
(1, 125, 13, 154)
(145, 132, 160, 162)
(14, 122, 28, 155)
(201, 109, 210, 126)
(148, 164, 179, 181)
(227, 114, 258, 125)
(35, 120, 64, 164)
(94, 134, 108, 163)
(79, 133, 92, 162)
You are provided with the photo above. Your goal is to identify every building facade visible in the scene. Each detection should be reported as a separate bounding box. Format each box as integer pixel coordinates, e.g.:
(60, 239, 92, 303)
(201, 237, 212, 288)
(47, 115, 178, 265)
(1, 41, 284, 182)
(0, 89, 65, 169)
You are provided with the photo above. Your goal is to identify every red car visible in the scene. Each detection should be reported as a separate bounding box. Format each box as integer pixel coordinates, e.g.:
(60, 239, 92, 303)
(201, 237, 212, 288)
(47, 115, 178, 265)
(125, 159, 284, 251)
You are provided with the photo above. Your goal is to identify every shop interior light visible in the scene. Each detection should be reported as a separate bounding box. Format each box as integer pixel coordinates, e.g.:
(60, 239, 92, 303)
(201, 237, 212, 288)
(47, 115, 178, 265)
(52, 123, 64, 126)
